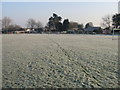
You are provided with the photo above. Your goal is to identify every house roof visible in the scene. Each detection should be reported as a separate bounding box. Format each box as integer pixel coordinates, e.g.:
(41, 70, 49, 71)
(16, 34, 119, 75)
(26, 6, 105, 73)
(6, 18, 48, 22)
(84, 27, 101, 31)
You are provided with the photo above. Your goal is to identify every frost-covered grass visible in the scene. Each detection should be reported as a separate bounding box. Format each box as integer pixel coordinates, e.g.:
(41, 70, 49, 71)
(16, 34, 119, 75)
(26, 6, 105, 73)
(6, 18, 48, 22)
(2, 34, 118, 88)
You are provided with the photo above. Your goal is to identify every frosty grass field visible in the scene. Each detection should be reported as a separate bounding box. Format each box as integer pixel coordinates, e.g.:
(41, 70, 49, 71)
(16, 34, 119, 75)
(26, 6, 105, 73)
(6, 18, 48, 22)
(2, 34, 119, 88)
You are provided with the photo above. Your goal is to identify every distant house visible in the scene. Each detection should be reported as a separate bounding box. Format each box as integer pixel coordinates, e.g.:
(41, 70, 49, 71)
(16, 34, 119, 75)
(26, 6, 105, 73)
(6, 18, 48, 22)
(14, 31, 25, 34)
(84, 27, 102, 34)
(102, 28, 112, 34)
(72, 28, 79, 31)
(26, 29, 31, 32)
(25, 28, 37, 33)
(67, 30, 76, 34)
(2, 28, 25, 34)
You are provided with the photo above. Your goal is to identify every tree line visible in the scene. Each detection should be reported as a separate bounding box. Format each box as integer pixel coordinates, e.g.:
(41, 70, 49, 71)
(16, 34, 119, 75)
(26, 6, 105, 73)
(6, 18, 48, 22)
(1, 13, 120, 34)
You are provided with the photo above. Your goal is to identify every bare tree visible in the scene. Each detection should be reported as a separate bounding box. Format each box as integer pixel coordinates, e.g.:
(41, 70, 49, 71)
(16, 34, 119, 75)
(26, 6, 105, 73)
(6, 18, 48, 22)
(7, 24, 22, 31)
(0, 19, 2, 33)
(69, 21, 79, 29)
(2, 17, 12, 29)
(27, 18, 36, 29)
(102, 15, 111, 29)
(0, 19, 2, 29)
(35, 21, 43, 29)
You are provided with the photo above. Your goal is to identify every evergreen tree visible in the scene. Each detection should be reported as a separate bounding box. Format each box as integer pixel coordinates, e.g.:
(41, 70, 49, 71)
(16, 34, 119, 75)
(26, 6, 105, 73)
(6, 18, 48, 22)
(63, 19, 69, 31)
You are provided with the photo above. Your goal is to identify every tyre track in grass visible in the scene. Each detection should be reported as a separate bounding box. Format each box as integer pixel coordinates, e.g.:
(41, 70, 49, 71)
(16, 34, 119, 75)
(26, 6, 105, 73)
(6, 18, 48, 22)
(51, 37, 118, 88)
(47, 36, 103, 88)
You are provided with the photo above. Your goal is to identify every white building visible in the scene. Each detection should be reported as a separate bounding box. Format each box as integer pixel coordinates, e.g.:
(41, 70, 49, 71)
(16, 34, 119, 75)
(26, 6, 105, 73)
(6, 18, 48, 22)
(118, 1, 120, 13)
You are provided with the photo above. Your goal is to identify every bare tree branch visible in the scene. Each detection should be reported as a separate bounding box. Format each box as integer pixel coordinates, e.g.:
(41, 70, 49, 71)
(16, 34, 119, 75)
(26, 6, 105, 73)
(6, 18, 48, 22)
(35, 21, 43, 29)
(2, 17, 12, 29)
(27, 18, 36, 29)
(102, 15, 112, 28)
